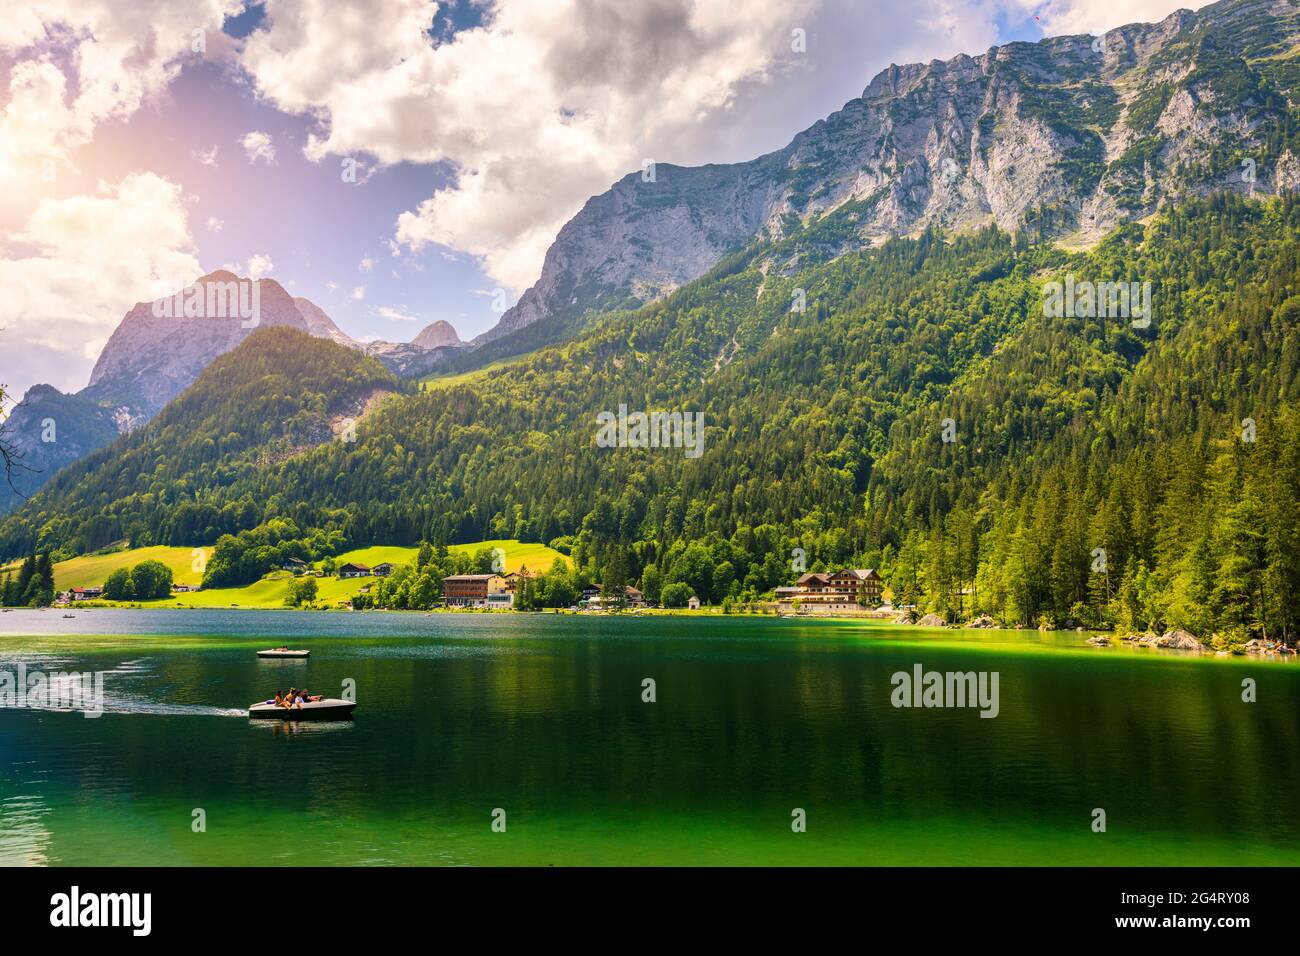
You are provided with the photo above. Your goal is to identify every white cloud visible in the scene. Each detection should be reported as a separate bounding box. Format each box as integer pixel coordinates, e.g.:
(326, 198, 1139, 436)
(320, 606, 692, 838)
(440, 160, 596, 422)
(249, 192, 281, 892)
(240, 130, 276, 165)
(0, 172, 200, 395)
(379, 305, 418, 322)
(1020, 0, 1210, 36)
(246, 253, 274, 278)
(206, 215, 223, 232)
(240, 0, 823, 294)
(195, 145, 219, 167)
(352, 285, 365, 300)
(0, 1, 239, 222)
(358, 256, 374, 272)
(237, 0, 1210, 296)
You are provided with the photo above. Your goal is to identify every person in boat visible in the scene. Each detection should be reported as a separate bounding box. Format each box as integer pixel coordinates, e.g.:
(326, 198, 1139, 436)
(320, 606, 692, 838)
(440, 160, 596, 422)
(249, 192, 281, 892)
(273, 692, 284, 708)
(281, 687, 299, 710)
(300, 687, 324, 703)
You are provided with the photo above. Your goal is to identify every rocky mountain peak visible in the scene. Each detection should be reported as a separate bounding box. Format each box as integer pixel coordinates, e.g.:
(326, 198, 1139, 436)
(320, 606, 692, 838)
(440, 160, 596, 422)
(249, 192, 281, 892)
(476, 0, 1300, 349)
(411, 320, 461, 350)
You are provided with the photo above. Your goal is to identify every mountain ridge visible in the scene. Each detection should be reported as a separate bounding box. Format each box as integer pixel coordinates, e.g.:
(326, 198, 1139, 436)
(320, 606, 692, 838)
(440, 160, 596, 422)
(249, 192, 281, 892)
(475, 0, 1300, 349)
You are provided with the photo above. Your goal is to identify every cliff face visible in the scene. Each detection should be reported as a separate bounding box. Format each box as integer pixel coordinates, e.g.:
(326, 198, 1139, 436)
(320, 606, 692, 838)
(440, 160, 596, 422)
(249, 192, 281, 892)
(477, 0, 1300, 346)
(294, 296, 359, 349)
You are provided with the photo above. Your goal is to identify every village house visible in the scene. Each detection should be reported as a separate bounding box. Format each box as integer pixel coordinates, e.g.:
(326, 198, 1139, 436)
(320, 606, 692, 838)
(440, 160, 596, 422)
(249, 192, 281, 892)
(485, 591, 514, 610)
(443, 573, 508, 607)
(579, 584, 645, 610)
(372, 562, 395, 578)
(338, 562, 371, 579)
(69, 586, 104, 601)
(777, 569, 883, 611)
(687, 595, 701, 610)
(502, 568, 539, 592)
(172, 583, 200, 593)
(283, 557, 308, 575)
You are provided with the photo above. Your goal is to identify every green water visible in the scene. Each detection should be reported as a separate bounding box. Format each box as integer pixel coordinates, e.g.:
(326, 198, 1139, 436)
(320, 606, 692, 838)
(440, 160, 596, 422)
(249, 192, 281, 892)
(0, 609, 1296, 865)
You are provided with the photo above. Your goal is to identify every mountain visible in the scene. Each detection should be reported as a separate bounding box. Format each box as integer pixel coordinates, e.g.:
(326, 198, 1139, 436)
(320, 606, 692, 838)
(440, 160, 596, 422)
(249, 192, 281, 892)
(294, 296, 359, 348)
(477, 0, 1300, 349)
(0, 385, 120, 515)
(7, 191, 1300, 640)
(1, 327, 398, 552)
(0, 274, 461, 515)
(412, 320, 461, 350)
(4, 0, 1300, 643)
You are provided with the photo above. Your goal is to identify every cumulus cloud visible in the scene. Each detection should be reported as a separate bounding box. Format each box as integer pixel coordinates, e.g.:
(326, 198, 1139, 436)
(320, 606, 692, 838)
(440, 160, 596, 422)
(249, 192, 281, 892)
(240, 0, 826, 294)
(358, 256, 374, 272)
(0, 1, 240, 396)
(0, 172, 201, 394)
(195, 145, 219, 167)
(235, 0, 1212, 296)
(0, 1, 238, 211)
(246, 253, 274, 278)
(206, 216, 223, 232)
(240, 130, 276, 165)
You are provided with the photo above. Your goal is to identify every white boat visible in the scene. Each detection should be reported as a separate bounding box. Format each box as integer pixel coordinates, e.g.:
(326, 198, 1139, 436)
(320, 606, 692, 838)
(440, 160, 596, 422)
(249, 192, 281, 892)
(256, 648, 310, 658)
(248, 698, 356, 720)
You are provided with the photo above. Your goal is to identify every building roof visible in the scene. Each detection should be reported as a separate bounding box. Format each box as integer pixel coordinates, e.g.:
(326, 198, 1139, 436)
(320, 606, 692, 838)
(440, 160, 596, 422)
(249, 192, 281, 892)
(338, 562, 370, 572)
(444, 574, 501, 582)
(796, 572, 831, 585)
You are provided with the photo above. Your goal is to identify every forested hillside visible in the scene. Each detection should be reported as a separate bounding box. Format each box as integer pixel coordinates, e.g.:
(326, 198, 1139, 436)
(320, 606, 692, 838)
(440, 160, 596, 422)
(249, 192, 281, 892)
(4, 328, 400, 552)
(3, 194, 1298, 643)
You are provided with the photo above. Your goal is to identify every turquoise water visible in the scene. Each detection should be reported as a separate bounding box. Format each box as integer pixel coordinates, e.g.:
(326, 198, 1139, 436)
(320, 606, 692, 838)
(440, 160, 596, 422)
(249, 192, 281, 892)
(0, 609, 1296, 865)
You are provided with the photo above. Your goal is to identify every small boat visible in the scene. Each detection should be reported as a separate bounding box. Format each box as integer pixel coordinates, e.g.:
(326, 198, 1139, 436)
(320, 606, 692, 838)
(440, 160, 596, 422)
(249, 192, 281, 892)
(248, 698, 356, 720)
(62, 614, 75, 619)
(256, 648, 310, 658)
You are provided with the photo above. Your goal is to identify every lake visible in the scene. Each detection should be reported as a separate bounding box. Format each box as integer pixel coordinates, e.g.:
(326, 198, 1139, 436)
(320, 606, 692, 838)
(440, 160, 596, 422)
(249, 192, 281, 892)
(1, 609, 1296, 865)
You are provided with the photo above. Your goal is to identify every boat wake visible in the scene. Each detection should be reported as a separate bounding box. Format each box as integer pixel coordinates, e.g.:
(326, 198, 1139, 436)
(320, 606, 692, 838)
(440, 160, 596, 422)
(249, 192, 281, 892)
(0, 698, 247, 719)
(101, 701, 248, 718)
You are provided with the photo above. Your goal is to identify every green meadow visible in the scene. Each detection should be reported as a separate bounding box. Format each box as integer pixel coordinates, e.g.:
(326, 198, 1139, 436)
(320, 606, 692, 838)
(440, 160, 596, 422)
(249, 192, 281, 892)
(46, 539, 568, 609)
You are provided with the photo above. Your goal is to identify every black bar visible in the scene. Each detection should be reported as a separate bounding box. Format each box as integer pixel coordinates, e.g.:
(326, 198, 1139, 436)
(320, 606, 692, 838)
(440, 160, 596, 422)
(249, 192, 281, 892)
(2, 867, 1280, 941)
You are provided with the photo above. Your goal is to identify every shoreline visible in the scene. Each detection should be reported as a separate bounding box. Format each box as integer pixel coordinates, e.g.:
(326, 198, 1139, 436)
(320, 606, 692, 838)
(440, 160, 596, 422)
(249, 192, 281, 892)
(5, 605, 1297, 664)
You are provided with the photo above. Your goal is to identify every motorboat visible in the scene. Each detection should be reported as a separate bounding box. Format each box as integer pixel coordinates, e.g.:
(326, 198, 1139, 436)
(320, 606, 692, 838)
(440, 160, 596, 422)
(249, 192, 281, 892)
(248, 698, 356, 720)
(256, 648, 310, 658)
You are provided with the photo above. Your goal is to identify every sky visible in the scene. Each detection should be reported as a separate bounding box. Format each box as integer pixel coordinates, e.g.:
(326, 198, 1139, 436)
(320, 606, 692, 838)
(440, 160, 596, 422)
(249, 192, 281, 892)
(0, 0, 1209, 401)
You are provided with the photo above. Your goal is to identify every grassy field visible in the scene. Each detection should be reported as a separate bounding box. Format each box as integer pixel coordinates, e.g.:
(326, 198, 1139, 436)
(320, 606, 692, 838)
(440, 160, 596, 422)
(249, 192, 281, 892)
(56, 539, 569, 608)
(418, 351, 537, 390)
(45, 545, 206, 591)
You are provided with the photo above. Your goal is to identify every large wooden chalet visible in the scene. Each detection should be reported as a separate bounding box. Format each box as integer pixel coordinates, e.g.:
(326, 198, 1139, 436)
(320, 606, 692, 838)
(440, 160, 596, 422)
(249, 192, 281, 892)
(777, 569, 883, 610)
